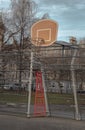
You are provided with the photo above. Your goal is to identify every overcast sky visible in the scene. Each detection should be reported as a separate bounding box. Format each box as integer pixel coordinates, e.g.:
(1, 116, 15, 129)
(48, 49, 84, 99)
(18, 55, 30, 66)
(0, 0, 85, 42)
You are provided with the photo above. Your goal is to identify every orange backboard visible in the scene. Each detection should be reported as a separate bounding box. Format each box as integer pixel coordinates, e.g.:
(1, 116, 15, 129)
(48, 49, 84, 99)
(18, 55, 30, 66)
(31, 19, 58, 46)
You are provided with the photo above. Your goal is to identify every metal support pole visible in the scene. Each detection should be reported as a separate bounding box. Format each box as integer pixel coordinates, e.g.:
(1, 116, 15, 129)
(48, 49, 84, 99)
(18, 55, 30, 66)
(62, 45, 65, 65)
(41, 66, 49, 116)
(27, 52, 33, 117)
(71, 49, 81, 120)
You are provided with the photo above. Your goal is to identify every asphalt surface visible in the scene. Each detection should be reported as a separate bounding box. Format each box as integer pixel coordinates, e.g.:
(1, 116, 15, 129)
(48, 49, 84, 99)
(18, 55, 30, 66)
(0, 115, 85, 130)
(0, 103, 85, 120)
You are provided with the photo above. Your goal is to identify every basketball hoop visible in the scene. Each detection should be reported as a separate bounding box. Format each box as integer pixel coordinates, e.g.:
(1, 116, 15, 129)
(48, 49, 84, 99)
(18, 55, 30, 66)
(28, 19, 58, 117)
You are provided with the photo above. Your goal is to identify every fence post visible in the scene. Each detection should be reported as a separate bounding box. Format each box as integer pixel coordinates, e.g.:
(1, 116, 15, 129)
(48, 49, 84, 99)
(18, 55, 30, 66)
(27, 52, 33, 117)
(71, 49, 81, 120)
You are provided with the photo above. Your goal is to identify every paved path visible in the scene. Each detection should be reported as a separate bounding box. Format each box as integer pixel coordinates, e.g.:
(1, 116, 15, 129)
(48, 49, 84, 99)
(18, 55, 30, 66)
(0, 115, 85, 130)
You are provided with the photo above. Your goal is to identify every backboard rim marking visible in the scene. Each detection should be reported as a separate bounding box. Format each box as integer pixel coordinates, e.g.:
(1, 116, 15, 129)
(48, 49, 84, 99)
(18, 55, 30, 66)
(37, 28, 51, 42)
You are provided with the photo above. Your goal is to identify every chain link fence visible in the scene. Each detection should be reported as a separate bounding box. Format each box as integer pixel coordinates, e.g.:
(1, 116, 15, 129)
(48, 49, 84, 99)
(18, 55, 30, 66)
(0, 43, 85, 120)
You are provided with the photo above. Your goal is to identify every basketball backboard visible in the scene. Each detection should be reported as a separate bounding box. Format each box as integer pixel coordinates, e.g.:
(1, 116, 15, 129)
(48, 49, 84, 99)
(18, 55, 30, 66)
(31, 19, 58, 46)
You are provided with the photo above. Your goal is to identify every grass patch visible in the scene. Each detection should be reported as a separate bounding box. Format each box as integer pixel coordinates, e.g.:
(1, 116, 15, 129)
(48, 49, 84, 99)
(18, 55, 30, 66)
(0, 92, 28, 104)
(47, 93, 74, 105)
(0, 91, 85, 105)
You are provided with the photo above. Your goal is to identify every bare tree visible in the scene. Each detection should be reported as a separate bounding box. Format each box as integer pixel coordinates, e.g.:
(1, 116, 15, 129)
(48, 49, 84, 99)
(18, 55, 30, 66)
(3, 0, 37, 44)
(2, 0, 37, 89)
